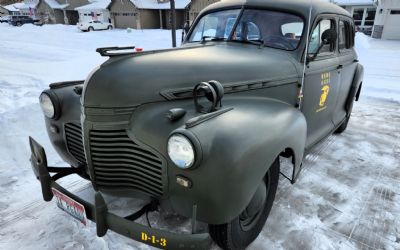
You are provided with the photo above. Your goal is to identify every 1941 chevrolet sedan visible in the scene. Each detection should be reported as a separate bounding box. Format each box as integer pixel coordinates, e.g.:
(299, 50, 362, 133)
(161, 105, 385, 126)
(29, 0, 363, 249)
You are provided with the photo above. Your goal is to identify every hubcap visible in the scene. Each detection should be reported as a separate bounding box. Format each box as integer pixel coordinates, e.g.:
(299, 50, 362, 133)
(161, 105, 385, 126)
(239, 171, 270, 231)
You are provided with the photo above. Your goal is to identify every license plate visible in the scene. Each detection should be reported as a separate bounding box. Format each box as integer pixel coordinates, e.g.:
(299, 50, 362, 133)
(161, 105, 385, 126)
(52, 188, 87, 226)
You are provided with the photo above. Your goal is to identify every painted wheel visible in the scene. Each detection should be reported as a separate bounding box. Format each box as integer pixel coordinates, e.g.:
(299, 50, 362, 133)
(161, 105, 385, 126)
(108, 25, 113, 30)
(208, 158, 280, 250)
(16, 22, 22, 26)
(88, 26, 94, 31)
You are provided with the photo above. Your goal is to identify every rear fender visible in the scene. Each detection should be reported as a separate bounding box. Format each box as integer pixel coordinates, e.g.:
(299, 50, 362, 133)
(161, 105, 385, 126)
(346, 63, 364, 115)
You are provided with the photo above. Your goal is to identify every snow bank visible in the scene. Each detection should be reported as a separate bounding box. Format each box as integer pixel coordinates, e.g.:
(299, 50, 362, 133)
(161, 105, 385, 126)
(355, 33, 400, 102)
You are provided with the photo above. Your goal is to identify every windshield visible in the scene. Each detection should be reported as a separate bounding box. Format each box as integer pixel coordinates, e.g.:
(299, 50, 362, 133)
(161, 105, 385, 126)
(188, 9, 241, 42)
(188, 9, 304, 51)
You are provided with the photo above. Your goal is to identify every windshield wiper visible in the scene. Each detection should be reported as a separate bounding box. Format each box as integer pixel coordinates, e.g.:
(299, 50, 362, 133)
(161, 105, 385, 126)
(201, 36, 226, 43)
(233, 39, 265, 47)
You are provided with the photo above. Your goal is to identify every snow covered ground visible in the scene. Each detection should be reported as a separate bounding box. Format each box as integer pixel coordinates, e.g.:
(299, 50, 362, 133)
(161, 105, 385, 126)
(0, 23, 399, 250)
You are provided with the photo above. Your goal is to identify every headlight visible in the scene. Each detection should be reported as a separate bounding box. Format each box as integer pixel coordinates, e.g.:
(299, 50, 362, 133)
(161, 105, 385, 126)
(168, 134, 195, 169)
(39, 92, 55, 118)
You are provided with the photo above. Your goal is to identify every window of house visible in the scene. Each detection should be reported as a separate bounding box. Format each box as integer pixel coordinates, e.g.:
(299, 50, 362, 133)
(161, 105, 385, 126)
(364, 8, 376, 26)
(353, 8, 363, 26)
(308, 19, 335, 56)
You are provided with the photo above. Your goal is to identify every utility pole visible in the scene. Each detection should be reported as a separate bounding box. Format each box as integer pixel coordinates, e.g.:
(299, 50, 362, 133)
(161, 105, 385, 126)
(170, 0, 177, 47)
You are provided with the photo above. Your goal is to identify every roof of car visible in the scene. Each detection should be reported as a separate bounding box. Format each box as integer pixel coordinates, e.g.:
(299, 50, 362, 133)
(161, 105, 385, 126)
(203, 0, 351, 19)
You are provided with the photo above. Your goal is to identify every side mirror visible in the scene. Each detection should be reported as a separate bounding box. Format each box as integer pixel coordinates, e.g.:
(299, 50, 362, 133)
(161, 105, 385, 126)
(184, 21, 190, 34)
(321, 29, 337, 45)
(182, 21, 190, 43)
(308, 28, 337, 63)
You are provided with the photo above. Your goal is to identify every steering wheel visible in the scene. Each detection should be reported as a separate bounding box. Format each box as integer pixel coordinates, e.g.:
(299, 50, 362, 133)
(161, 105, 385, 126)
(264, 35, 296, 50)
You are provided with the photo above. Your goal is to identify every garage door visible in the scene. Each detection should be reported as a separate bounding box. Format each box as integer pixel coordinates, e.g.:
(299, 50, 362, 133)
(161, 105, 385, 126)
(112, 12, 136, 29)
(382, 10, 400, 40)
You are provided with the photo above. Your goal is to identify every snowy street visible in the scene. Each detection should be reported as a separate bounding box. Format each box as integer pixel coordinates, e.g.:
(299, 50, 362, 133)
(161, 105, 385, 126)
(0, 24, 399, 250)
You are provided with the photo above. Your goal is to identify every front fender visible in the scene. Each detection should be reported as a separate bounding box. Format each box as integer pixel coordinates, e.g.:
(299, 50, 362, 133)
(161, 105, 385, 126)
(130, 97, 306, 224)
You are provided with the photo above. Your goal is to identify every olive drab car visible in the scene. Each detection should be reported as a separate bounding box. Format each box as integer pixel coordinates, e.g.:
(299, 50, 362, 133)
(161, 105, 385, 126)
(28, 0, 363, 249)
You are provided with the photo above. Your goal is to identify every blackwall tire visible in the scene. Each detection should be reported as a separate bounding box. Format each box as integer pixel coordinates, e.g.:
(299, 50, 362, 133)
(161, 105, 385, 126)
(88, 27, 94, 31)
(335, 114, 350, 134)
(108, 25, 113, 30)
(335, 96, 355, 134)
(208, 158, 280, 250)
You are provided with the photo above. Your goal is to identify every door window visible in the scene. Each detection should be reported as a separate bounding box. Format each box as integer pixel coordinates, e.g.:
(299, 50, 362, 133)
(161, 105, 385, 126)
(338, 20, 347, 50)
(308, 19, 335, 56)
(339, 20, 354, 51)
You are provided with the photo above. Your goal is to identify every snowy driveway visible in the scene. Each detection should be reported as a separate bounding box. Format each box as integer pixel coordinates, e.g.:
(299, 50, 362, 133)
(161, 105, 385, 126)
(0, 24, 399, 250)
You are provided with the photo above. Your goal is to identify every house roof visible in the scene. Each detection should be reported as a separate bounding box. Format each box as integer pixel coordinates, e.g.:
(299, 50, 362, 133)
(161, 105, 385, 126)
(130, 0, 191, 10)
(75, 0, 111, 10)
(44, 0, 69, 9)
(3, 2, 25, 11)
(16, 2, 39, 9)
(333, 0, 375, 6)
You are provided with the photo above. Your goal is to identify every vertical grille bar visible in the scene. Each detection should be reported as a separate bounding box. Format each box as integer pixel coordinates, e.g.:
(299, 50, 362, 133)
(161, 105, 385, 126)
(89, 129, 164, 197)
(65, 123, 86, 164)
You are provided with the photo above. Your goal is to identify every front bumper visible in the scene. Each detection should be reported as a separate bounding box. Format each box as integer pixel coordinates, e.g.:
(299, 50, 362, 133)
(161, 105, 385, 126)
(28, 137, 211, 250)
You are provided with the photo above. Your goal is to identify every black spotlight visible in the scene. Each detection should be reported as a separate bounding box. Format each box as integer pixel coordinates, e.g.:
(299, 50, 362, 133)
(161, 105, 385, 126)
(193, 80, 224, 113)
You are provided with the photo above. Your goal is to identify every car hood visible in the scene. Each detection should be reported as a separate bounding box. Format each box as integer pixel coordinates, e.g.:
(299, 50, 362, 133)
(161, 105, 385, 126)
(83, 43, 299, 108)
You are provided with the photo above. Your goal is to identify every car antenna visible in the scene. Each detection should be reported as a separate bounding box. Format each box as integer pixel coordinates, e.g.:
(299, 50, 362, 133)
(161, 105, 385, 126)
(297, 0, 313, 110)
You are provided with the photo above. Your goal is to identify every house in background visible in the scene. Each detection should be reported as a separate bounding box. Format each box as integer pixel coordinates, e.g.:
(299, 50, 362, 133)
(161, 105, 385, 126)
(109, 0, 190, 29)
(187, 0, 219, 24)
(334, 0, 377, 35)
(36, 0, 89, 24)
(0, 5, 10, 17)
(2, 3, 25, 16)
(372, 0, 400, 39)
(18, 0, 40, 18)
(75, 0, 111, 23)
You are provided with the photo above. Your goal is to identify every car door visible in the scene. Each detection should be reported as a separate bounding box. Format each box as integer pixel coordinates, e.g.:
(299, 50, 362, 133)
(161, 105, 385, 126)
(98, 21, 106, 29)
(301, 17, 341, 148)
(332, 18, 358, 126)
(91, 21, 99, 30)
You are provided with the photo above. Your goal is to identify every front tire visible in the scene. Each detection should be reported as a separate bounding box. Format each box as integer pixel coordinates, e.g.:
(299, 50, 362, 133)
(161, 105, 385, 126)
(209, 158, 280, 250)
(108, 25, 113, 30)
(88, 26, 94, 32)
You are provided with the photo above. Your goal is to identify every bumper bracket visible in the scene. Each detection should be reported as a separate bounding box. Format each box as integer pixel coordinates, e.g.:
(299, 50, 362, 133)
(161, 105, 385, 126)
(28, 137, 212, 250)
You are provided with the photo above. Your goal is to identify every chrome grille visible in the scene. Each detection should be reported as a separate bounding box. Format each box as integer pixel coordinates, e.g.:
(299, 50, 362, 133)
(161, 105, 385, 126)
(89, 129, 164, 197)
(65, 123, 86, 164)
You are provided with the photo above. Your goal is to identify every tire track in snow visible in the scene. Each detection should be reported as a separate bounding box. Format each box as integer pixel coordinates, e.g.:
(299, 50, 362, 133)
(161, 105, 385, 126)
(345, 119, 400, 249)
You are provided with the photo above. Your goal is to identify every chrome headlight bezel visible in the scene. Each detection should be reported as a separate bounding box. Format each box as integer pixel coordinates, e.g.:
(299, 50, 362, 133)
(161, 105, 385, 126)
(39, 91, 60, 120)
